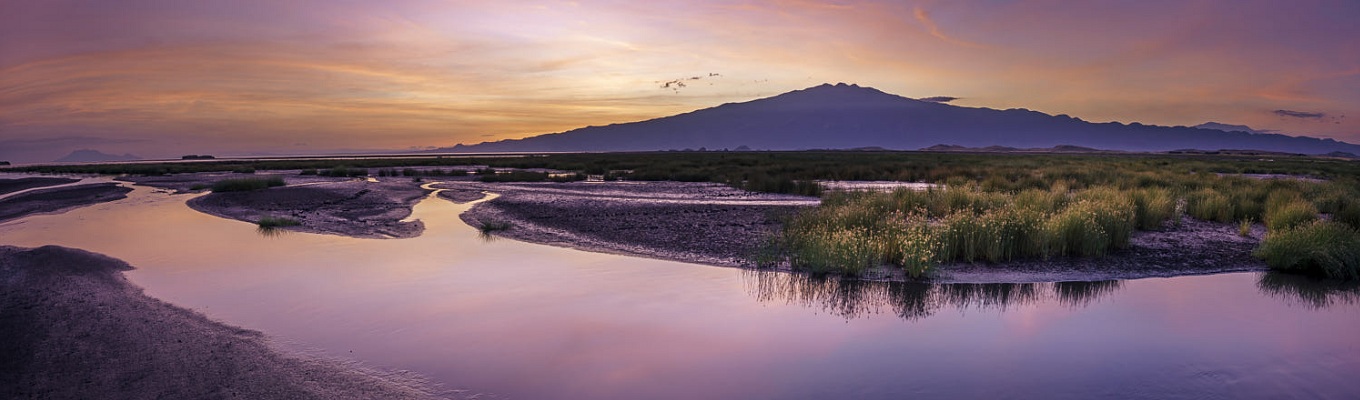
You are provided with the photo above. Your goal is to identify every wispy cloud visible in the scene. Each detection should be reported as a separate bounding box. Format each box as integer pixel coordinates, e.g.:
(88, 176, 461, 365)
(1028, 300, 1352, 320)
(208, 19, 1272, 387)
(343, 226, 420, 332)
(918, 96, 959, 103)
(1274, 109, 1326, 119)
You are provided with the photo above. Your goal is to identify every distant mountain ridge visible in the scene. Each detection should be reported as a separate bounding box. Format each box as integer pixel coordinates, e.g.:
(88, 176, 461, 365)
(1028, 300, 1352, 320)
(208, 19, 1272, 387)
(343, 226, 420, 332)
(54, 149, 140, 163)
(1193, 122, 1273, 135)
(446, 83, 1360, 155)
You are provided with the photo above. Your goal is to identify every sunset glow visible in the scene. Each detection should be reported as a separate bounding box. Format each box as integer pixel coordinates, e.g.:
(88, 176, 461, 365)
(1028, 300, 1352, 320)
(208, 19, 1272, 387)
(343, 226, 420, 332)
(3, 1, 1357, 161)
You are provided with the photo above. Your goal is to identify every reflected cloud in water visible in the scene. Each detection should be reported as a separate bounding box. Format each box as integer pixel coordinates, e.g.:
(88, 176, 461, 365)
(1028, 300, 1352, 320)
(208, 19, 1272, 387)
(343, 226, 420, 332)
(742, 269, 1123, 320)
(1257, 272, 1360, 309)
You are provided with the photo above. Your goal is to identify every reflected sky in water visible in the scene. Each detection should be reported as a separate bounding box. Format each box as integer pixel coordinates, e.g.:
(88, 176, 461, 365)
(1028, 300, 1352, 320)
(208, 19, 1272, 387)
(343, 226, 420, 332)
(2, 183, 1359, 399)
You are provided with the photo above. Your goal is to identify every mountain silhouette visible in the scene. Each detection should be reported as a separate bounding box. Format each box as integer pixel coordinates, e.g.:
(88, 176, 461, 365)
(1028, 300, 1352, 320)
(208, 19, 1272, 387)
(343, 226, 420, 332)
(54, 149, 141, 163)
(1193, 122, 1273, 135)
(446, 83, 1360, 154)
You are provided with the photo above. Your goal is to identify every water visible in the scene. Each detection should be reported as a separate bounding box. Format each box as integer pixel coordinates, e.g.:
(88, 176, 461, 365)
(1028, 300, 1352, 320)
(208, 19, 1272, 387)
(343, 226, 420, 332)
(2, 182, 1358, 399)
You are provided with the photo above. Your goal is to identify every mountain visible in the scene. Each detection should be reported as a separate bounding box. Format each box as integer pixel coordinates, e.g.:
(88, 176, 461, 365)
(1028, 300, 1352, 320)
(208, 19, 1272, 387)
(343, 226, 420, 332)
(1193, 122, 1272, 135)
(446, 83, 1360, 155)
(54, 149, 141, 163)
(921, 144, 1117, 153)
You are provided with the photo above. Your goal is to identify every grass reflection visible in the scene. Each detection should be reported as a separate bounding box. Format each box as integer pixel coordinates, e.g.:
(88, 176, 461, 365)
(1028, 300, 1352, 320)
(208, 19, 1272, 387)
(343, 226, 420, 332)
(742, 270, 1123, 320)
(256, 226, 290, 237)
(1257, 272, 1360, 309)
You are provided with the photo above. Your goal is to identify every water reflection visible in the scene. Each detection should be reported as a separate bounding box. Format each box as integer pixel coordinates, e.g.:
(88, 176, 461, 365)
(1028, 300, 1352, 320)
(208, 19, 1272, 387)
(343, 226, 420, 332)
(1257, 272, 1360, 309)
(742, 269, 1123, 320)
(1053, 280, 1124, 308)
(255, 226, 291, 237)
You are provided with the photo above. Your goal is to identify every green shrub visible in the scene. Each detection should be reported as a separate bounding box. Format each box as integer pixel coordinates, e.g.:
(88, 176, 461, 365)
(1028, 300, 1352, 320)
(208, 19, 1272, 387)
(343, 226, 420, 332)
(1256, 221, 1360, 280)
(1130, 188, 1175, 229)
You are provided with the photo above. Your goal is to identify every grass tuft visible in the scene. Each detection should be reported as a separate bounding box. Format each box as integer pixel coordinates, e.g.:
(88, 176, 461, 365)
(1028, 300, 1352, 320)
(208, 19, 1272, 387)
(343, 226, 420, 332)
(257, 216, 301, 228)
(478, 220, 512, 233)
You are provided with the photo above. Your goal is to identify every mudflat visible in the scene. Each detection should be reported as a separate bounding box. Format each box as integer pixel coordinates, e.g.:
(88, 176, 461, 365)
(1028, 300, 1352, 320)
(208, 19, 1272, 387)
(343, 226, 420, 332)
(0, 177, 79, 196)
(0, 183, 132, 224)
(0, 245, 448, 399)
(447, 181, 819, 267)
(126, 174, 434, 238)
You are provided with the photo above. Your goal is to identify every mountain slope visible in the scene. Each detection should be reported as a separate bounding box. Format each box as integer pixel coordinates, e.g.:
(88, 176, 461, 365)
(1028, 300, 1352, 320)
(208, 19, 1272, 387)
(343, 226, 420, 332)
(448, 83, 1360, 155)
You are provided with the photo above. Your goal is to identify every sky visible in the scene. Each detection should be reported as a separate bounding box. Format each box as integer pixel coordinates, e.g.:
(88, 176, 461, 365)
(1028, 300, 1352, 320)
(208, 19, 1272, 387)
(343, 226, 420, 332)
(2, 0, 1358, 162)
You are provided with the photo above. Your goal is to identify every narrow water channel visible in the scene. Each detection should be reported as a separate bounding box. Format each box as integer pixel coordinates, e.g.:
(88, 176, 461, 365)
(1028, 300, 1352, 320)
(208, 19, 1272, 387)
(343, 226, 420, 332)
(2, 183, 1357, 399)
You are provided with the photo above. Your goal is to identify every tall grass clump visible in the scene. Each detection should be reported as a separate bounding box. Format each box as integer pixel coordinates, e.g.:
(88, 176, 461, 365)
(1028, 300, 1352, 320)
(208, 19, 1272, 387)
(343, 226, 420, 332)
(1187, 189, 1234, 222)
(1335, 202, 1360, 230)
(1130, 187, 1175, 229)
(783, 226, 881, 275)
(777, 185, 1138, 277)
(211, 176, 285, 192)
(1265, 198, 1318, 232)
(1255, 221, 1360, 280)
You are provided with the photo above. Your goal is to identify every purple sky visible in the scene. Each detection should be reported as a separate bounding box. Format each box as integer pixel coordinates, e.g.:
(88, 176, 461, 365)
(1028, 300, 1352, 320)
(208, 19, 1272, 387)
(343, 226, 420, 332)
(2, 0, 1357, 161)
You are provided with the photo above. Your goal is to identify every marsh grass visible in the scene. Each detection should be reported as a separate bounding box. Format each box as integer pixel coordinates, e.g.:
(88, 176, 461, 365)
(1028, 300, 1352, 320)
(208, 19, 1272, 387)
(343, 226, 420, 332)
(211, 176, 285, 192)
(779, 185, 1146, 276)
(1265, 199, 1318, 232)
(1255, 221, 1360, 280)
(257, 216, 301, 228)
(478, 220, 512, 233)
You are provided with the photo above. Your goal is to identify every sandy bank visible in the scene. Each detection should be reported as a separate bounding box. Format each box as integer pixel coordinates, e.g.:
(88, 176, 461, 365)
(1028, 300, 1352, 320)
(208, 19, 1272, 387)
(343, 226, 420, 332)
(0, 183, 132, 224)
(126, 174, 433, 239)
(0, 245, 450, 399)
(447, 181, 1268, 283)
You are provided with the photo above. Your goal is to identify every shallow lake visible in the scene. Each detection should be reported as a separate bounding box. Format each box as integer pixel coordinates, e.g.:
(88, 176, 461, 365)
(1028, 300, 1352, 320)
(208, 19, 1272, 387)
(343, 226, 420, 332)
(2, 181, 1358, 399)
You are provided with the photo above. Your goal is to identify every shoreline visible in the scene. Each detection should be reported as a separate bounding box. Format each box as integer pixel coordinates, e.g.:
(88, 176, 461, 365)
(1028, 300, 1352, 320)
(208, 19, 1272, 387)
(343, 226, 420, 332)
(451, 181, 1269, 283)
(0, 245, 452, 399)
(18, 171, 1273, 283)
